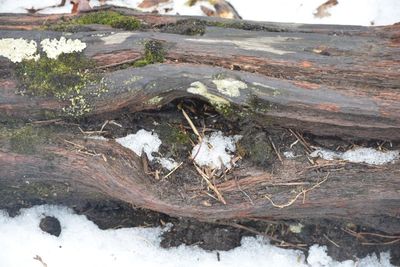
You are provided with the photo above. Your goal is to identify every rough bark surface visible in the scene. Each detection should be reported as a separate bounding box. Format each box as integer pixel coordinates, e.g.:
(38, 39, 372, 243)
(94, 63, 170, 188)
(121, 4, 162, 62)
(0, 7, 399, 234)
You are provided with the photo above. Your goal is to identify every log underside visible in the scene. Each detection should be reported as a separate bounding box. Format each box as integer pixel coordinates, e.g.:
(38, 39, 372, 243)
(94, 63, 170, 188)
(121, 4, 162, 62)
(0, 7, 399, 235)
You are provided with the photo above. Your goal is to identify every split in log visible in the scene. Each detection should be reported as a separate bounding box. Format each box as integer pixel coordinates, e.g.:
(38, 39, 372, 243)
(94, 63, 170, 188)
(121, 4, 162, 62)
(0, 6, 399, 240)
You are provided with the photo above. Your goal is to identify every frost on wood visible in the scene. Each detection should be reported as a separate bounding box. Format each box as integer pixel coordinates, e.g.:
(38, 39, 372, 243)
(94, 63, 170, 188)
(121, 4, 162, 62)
(310, 147, 400, 165)
(191, 131, 241, 169)
(115, 129, 178, 170)
(0, 38, 38, 63)
(40, 37, 87, 59)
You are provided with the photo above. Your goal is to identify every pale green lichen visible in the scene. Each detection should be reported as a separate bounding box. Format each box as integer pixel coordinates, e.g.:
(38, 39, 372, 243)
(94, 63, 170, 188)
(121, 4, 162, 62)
(187, 81, 230, 108)
(289, 223, 304, 234)
(123, 75, 143, 85)
(146, 96, 163, 105)
(212, 78, 247, 97)
(252, 82, 281, 96)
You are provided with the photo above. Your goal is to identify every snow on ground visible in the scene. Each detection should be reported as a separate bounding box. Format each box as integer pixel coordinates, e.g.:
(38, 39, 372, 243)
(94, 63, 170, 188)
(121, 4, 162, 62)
(0, 205, 394, 267)
(310, 147, 399, 165)
(191, 131, 241, 169)
(0, 0, 399, 26)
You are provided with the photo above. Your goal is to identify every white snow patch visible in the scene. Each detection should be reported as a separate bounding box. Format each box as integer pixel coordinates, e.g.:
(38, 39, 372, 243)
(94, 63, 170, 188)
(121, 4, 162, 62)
(115, 129, 178, 170)
(0, 205, 394, 267)
(283, 151, 296, 159)
(191, 131, 241, 169)
(310, 147, 399, 165)
(86, 135, 108, 141)
(116, 129, 161, 160)
(0, 38, 39, 63)
(156, 157, 179, 171)
(228, 0, 400, 26)
(307, 245, 393, 267)
(40, 37, 86, 59)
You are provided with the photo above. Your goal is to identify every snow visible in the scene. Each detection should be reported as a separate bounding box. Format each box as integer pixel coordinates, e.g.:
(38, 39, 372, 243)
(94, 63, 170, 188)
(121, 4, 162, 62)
(0, 205, 394, 267)
(191, 131, 241, 169)
(116, 129, 162, 161)
(283, 151, 296, 159)
(228, 0, 400, 26)
(156, 157, 179, 171)
(310, 147, 399, 165)
(0, 0, 399, 26)
(115, 129, 178, 170)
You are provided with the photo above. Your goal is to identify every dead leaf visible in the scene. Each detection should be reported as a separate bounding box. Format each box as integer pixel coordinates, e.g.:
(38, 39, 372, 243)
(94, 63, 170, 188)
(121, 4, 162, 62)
(200, 5, 215, 17)
(314, 0, 338, 18)
(138, 0, 170, 9)
(71, 0, 92, 14)
(199, 0, 241, 19)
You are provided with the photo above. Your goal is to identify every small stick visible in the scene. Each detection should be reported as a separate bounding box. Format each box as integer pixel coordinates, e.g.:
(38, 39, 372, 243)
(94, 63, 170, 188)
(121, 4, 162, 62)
(323, 234, 340, 247)
(268, 136, 283, 163)
(362, 239, 400, 246)
(289, 129, 312, 153)
(163, 162, 183, 179)
(264, 173, 329, 208)
(235, 177, 254, 205)
(181, 108, 202, 142)
(194, 163, 226, 204)
(78, 126, 107, 135)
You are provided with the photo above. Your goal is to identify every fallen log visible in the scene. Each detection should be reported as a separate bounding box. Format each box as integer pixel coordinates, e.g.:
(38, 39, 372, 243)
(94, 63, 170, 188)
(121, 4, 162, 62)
(0, 7, 399, 236)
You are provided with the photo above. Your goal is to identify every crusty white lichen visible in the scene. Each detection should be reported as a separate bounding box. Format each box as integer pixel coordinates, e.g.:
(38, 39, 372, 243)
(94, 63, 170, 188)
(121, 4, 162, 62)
(212, 78, 247, 97)
(40, 37, 87, 59)
(0, 38, 39, 63)
(101, 32, 136, 45)
(187, 81, 229, 107)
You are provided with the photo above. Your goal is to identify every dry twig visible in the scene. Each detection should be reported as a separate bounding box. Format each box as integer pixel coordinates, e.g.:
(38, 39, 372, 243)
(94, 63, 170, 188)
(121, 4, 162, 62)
(264, 173, 330, 208)
(194, 163, 226, 204)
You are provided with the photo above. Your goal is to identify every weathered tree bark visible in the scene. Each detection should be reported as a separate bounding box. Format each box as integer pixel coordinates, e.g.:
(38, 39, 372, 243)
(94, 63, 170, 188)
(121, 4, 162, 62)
(0, 7, 399, 234)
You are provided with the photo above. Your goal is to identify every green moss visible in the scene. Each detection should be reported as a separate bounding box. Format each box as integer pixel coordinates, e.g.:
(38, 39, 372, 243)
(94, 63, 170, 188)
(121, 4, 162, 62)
(75, 11, 141, 30)
(159, 19, 206, 36)
(49, 11, 141, 31)
(7, 126, 48, 154)
(133, 40, 165, 67)
(168, 127, 191, 145)
(207, 21, 286, 33)
(15, 53, 107, 117)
